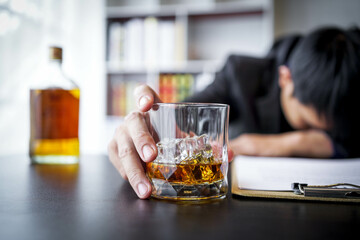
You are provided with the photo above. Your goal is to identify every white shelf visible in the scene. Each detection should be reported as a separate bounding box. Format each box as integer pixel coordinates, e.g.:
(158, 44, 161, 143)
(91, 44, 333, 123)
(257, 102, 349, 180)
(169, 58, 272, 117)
(106, 60, 222, 74)
(106, 0, 268, 18)
(186, 0, 267, 16)
(105, 0, 274, 121)
(107, 5, 177, 18)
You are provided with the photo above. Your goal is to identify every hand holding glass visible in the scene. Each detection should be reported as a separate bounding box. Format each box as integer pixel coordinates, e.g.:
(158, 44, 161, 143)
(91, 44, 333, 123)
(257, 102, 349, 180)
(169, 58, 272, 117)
(146, 103, 229, 200)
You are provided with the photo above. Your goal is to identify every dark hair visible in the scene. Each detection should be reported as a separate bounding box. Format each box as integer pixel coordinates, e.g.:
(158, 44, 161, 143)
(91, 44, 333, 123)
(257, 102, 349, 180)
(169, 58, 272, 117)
(288, 27, 360, 147)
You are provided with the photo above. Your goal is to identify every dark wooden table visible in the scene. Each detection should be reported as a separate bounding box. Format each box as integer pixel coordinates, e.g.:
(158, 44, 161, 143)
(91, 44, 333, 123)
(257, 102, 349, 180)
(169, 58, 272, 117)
(0, 155, 359, 240)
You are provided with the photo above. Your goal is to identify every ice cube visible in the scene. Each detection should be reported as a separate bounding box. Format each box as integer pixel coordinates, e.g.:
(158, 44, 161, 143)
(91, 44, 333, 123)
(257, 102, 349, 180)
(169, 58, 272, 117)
(196, 134, 208, 150)
(174, 139, 183, 158)
(175, 139, 186, 162)
(166, 139, 176, 160)
(188, 137, 201, 157)
(155, 135, 214, 164)
(156, 142, 164, 163)
(155, 138, 174, 162)
(203, 143, 213, 159)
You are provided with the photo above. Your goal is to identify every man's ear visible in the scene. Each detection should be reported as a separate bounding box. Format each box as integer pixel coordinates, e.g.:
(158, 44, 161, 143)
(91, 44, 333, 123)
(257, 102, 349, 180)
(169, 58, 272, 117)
(278, 65, 293, 89)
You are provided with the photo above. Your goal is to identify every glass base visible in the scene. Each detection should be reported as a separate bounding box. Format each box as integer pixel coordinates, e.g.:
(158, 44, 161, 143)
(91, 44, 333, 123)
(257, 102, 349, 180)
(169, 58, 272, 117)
(30, 155, 79, 164)
(150, 178, 228, 201)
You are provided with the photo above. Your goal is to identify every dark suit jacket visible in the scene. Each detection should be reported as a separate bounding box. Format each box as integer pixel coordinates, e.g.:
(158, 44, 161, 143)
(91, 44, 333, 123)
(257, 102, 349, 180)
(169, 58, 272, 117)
(186, 36, 300, 137)
(185, 35, 350, 158)
(187, 54, 287, 139)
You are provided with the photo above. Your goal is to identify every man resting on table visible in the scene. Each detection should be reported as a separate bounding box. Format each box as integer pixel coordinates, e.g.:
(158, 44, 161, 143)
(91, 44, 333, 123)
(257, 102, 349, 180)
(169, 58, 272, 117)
(108, 27, 360, 199)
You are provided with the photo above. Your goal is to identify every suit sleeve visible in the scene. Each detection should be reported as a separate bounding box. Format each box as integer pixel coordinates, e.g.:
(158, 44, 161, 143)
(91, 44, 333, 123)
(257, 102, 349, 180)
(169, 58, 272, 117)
(184, 57, 233, 105)
(331, 140, 349, 158)
(184, 54, 273, 125)
(184, 55, 244, 122)
(331, 138, 360, 158)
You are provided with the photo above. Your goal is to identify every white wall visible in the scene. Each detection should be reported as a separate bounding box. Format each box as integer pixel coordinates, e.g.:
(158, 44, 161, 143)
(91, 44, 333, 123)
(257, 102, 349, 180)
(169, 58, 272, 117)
(62, 0, 106, 155)
(274, 0, 360, 37)
(0, 0, 106, 155)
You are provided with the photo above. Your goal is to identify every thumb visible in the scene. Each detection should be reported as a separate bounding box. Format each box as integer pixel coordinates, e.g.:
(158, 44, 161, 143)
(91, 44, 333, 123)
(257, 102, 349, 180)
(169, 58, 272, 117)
(134, 84, 163, 112)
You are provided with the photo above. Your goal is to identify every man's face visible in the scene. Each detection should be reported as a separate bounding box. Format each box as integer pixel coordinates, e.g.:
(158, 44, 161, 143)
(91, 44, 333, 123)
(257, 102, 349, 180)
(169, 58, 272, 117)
(279, 66, 330, 131)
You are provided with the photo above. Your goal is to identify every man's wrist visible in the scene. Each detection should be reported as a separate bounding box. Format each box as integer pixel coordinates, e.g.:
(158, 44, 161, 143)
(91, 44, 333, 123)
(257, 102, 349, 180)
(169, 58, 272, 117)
(278, 131, 303, 157)
(280, 130, 333, 158)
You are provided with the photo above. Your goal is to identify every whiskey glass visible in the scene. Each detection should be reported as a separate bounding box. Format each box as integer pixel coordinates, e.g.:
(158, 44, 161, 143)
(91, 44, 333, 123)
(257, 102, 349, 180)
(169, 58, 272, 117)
(146, 103, 229, 200)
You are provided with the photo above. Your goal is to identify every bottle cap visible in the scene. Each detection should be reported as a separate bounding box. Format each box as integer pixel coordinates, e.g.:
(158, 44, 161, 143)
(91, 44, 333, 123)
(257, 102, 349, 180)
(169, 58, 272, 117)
(49, 46, 62, 61)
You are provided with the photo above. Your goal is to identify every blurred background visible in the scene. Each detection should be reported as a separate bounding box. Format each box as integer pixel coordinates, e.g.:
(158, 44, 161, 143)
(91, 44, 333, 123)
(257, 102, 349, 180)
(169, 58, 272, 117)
(0, 0, 359, 156)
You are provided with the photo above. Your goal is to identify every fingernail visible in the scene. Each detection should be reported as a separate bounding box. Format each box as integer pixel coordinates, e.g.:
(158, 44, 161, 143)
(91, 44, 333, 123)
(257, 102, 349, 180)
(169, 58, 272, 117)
(142, 145, 154, 160)
(139, 96, 150, 108)
(138, 183, 148, 196)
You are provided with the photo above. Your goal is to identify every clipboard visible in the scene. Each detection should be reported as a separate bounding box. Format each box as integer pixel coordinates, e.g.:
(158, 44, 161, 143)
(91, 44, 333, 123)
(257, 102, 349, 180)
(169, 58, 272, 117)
(231, 163, 360, 203)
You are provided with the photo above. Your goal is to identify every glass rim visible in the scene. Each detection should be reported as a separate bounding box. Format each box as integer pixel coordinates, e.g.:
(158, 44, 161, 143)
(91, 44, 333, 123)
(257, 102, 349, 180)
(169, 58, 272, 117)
(153, 102, 229, 108)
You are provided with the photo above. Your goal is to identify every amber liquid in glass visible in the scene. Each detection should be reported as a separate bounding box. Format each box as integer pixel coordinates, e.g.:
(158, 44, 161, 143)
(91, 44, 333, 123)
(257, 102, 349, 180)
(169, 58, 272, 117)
(30, 88, 80, 164)
(147, 162, 224, 184)
(146, 155, 227, 200)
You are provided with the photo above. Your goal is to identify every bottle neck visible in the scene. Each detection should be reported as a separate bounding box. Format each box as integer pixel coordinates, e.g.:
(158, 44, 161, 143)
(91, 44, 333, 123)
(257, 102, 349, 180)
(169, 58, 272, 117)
(48, 59, 62, 71)
(44, 59, 78, 89)
(31, 51, 77, 90)
(39, 58, 73, 89)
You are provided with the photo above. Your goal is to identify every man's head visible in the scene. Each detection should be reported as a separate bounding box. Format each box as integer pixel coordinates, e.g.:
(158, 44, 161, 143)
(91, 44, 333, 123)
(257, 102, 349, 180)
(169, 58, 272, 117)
(279, 27, 360, 140)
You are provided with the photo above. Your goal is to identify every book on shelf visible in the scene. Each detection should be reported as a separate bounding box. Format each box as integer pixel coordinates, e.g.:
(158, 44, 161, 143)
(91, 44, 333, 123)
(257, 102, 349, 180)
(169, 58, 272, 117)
(144, 17, 158, 67)
(109, 74, 195, 117)
(108, 17, 185, 67)
(159, 74, 195, 103)
(158, 20, 175, 67)
(175, 18, 185, 63)
(124, 18, 144, 66)
(110, 81, 141, 116)
(108, 22, 124, 63)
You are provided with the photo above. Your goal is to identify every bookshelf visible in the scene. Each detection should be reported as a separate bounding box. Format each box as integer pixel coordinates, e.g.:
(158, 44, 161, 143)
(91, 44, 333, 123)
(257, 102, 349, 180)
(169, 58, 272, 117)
(105, 0, 274, 118)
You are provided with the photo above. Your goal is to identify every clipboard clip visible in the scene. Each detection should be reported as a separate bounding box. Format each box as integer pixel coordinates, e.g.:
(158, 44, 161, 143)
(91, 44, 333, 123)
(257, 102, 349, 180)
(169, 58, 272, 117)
(292, 183, 360, 199)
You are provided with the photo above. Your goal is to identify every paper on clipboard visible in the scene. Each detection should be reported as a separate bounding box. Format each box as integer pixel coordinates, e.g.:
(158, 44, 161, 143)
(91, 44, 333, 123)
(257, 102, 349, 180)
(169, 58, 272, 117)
(233, 155, 360, 191)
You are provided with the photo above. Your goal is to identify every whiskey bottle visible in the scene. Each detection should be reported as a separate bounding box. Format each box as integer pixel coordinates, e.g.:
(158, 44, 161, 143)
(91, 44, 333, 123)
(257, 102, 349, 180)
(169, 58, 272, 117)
(29, 47, 80, 164)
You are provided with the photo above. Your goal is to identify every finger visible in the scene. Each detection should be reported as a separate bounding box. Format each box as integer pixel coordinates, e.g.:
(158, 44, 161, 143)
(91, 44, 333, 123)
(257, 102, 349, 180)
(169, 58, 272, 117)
(115, 128, 152, 199)
(189, 131, 196, 137)
(175, 125, 189, 138)
(134, 84, 162, 112)
(228, 148, 234, 162)
(125, 111, 158, 162)
(108, 139, 128, 180)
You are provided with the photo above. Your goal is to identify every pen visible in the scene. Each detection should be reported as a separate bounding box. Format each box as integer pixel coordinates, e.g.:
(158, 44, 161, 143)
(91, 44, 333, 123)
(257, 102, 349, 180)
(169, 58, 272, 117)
(292, 183, 360, 199)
